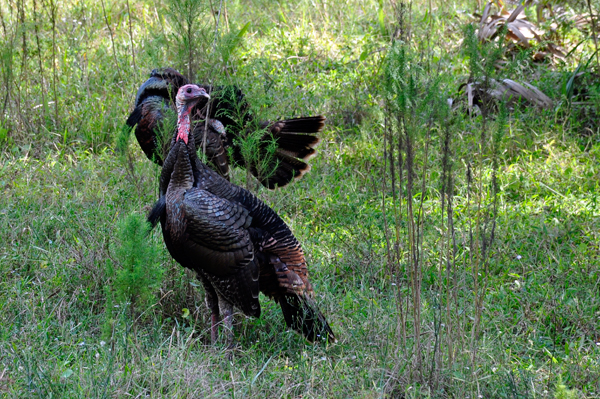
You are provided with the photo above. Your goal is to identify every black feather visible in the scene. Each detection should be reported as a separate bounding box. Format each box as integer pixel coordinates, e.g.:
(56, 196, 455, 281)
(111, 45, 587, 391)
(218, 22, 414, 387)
(147, 196, 166, 230)
(279, 294, 336, 343)
(125, 106, 143, 128)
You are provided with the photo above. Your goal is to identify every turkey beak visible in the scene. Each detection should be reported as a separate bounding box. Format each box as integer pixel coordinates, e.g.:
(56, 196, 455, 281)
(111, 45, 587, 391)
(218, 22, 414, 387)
(193, 89, 210, 103)
(188, 89, 210, 113)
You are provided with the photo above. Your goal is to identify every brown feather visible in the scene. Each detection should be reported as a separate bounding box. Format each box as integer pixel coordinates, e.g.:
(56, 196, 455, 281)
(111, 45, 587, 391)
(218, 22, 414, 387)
(154, 87, 335, 343)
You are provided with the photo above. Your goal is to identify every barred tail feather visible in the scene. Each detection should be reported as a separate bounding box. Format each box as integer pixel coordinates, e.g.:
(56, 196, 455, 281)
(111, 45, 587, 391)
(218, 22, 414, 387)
(274, 116, 326, 134)
(274, 136, 320, 160)
(252, 116, 325, 189)
(268, 116, 325, 160)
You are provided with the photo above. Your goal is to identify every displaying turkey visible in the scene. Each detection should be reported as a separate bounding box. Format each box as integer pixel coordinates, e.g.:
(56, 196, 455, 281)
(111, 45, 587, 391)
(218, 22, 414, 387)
(148, 83, 335, 343)
(126, 68, 325, 189)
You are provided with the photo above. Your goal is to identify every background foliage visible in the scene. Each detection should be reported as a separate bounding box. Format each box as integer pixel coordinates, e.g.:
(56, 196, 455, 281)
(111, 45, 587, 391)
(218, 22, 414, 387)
(1, 0, 599, 397)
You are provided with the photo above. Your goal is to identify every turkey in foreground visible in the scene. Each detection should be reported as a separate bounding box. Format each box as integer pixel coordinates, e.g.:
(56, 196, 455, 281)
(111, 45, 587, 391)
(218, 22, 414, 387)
(149, 84, 335, 343)
(126, 68, 325, 189)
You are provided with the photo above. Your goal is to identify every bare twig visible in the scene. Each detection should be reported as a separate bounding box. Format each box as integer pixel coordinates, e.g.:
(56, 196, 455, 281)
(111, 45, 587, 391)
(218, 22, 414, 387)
(33, 0, 47, 126)
(586, 0, 599, 70)
(212, 0, 224, 52)
(125, 0, 136, 70)
(17, 0, 26, 72)
(100, 0, 123, 82)
(0, 5, 15, 118)
(50, 0, 59, 125)
(202, 0, 224, 175)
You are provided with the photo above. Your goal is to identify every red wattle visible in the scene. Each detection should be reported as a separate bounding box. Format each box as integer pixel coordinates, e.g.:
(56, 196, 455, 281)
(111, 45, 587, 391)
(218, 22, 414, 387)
(177, 113, 190, 144)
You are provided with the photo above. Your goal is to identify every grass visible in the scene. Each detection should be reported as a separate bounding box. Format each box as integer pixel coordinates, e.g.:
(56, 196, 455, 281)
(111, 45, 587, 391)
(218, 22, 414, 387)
(1, 0, 600, 397)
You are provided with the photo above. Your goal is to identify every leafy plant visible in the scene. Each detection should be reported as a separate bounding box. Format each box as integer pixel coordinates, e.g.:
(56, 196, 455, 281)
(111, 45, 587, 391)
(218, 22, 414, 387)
(554, 376, 579, 399)
(210, 83, 279, 190)
(164, 0, 210, 80)
(235, 123, 279, 190)
(217, 22, 251, 75)
(104, 213, 164, 328)
(0, 120, 8, 144)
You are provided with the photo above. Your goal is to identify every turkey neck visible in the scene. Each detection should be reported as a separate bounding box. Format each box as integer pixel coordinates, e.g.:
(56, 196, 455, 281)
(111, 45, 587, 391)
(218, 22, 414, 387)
(167, 142, 194, 191)
(159, 105, 198, 195)
(176, 109, 222, 178)
(160, 102, 220, 198)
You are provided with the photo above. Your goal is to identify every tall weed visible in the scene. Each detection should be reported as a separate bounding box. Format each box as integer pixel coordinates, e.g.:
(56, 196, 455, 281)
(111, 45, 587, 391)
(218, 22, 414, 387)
(103, 213, 164, 339)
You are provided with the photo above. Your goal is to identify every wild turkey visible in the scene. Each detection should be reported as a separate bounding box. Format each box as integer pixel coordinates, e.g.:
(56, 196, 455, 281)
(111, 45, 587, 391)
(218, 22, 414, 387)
(126, 68, 325, 189)
(149, 84, 335, 343)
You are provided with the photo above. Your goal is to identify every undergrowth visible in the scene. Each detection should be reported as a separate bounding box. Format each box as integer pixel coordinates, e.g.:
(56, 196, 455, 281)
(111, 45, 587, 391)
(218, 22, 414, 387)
(1, 0, 599, 397)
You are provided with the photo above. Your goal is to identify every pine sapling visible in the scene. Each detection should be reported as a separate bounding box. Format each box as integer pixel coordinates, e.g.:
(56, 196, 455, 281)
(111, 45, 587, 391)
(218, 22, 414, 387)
(105, 213, 164, 325)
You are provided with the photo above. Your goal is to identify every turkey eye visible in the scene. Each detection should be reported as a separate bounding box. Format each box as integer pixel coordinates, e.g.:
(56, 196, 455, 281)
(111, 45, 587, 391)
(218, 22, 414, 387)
(186, 87, 192, 94)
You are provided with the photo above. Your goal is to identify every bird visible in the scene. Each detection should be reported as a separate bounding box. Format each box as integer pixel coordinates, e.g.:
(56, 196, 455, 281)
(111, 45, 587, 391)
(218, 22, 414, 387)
(126, 68, 326, 189)
(148, 83, 335, 343)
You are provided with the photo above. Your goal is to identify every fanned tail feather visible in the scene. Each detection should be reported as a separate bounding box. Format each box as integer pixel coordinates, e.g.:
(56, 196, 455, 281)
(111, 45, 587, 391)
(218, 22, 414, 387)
(252, 116, 325, 189)
(279, 293, 336, 343)
(273, 116, 325, 134)
(268, 116, 324, 160)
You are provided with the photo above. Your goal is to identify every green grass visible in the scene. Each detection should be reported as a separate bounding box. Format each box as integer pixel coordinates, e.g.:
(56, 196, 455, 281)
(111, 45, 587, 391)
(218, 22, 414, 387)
(1, 0, 600, 397)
